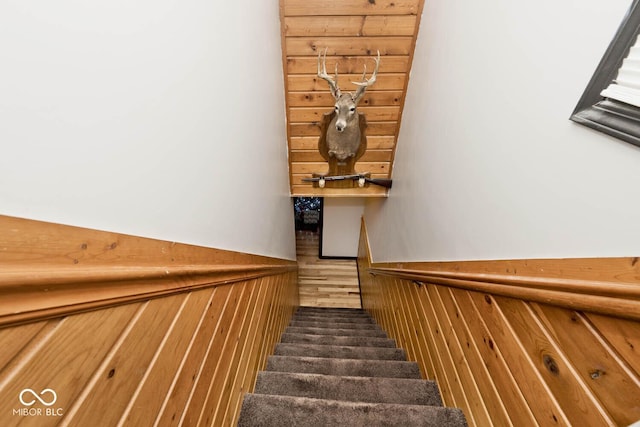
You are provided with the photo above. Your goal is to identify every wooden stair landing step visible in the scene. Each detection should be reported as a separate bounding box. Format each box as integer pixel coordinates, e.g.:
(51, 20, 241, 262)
(238, 307, 468, 426)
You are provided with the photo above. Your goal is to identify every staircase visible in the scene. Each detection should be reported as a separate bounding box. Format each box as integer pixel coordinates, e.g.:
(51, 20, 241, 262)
(238, 307, 468, 426)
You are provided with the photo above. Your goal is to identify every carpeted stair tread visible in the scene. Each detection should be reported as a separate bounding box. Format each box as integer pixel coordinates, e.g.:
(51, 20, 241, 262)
(266, 355, 423, 379)
(285, 326, 387, 338)
(275, 343, 406, 360)
(289, 320, 382, 330)
(237, 394, 468, 427)
(238, 307, 468, 426)
(281, 333, 396, 347)
(254, 371, 443, 406)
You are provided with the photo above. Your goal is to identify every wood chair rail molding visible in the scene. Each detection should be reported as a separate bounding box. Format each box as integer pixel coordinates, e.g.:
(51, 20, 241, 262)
(368, 265, 640, 321)
(360, 220, 640, 321)
(0, 215, 297, 327)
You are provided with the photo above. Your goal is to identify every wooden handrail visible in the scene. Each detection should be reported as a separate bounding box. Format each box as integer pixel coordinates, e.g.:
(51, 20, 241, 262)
(368, 266, 640, 321)
(0, 264, 295, 287)
(0, 263, 297, 327)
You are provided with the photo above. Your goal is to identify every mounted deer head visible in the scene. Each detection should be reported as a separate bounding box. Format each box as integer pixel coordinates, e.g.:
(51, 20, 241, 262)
(317, 48, 380, 133)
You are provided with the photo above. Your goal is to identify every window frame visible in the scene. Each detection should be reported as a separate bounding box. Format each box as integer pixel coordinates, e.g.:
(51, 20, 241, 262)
(571, 0, 640, 148)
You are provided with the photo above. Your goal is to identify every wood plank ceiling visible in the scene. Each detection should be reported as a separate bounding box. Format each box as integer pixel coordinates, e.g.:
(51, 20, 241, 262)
(280, 0, 426, 197)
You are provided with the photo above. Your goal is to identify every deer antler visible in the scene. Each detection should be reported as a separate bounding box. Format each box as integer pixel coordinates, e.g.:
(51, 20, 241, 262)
(317, 48, 341, 99)
(353, 50, 381, 103)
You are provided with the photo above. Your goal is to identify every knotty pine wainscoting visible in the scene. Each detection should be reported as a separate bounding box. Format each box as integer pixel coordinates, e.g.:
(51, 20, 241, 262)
(0, 215, 298, 426)
(357, 219, 640, 427)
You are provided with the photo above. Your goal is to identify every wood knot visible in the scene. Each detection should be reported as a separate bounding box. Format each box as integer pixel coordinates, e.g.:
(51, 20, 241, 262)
(543, 354, 560, 376)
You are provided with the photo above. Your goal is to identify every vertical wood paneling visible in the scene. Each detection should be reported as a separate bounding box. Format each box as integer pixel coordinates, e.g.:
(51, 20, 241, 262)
(154, 285, 232, 426)
(394, 279, 419, 363)
(119, 290, 215, 426)
(0, 218, 298, 427)
(405, 284, 438, 380)
(0, 320, 52, 371)
(467, 292, 569, 427)
(181, 282, 247, 426)
(586, 313, 640, 375)
(0, 304, 141, 427)
(0, 273, 297, 427)
(400, 284, 431, 377)
(202, 282, 252, 426)
(452, 289, 537, 427)
(358, 219, 640, 427)
(532, 303, 640, 426)
(494, 297, 610, 426)
(439, 288, 513, 427)
(224, 278, 269, 426)
(421, 284, 471, 417)
(255, 278, 283, 376)
(431, 286, 491, 426)
(0, 216, 299, 427)
(209, 280, 257, 426)
(66, 297, 186, 427)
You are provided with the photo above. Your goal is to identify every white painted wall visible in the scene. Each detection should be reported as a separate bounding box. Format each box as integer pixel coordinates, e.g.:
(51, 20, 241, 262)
(0, 0, 296, 260)
(365, 0, 640, 262)
(322, 198, 365, 257)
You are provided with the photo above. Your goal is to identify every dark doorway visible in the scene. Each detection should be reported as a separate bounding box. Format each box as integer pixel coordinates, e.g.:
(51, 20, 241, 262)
(293, 197, 322, 232)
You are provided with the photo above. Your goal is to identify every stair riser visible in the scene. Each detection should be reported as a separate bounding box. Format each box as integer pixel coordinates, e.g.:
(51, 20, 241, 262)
(291, 315, 374, 324)
(280, 333, 395, 348)
(296, 309, 369, 317)
(266, 356, 423, 379)
(254, 371, 444, 406)
(285, 326, 387, 338)
(294, 313, 372, 320)
(297, 307, 365, 313)
(289, 321, 381, 330)
(275, 343, 406, 361)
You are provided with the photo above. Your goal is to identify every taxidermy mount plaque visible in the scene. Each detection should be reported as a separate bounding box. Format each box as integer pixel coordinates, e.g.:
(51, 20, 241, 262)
(311, 49, 381, 189)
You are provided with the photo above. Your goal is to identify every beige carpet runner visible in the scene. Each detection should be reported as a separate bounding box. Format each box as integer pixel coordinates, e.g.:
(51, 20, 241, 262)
(238, 307, 468, 426)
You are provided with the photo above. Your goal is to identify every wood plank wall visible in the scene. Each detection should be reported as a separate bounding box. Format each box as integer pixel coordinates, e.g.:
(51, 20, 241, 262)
(296, 230, 361, 308)
(280, 0, 425, 197)
(0, 216, 298, 426)
(357, 219, 640, 427)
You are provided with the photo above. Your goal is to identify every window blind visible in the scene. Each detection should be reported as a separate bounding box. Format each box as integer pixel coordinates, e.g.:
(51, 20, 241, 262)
(601, 35, 640, 107)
